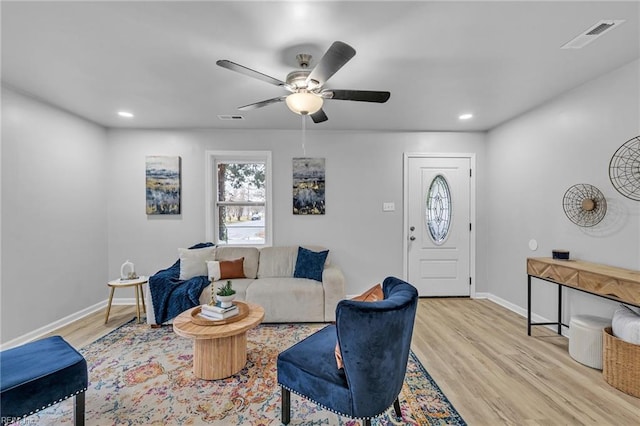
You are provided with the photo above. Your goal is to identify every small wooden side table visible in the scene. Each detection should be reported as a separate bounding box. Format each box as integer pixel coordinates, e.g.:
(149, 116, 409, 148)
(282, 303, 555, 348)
(105, 276, 148, 324)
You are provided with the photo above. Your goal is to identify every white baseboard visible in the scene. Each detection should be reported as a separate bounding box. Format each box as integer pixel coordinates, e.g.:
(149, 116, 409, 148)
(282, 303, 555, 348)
(1, 298, 136, 350)
(109, 297, 140, 306)
(486, 293, 528, 317)
(486, 293, 568, 337)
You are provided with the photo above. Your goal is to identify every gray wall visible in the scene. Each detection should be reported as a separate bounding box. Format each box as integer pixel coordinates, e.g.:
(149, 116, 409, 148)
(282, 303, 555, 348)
(1, 87, 487, 345)
(1, 87, 109, 342)
(486, 59, 640, 322)
(106, 129, 487, 296)
(2, 59, 638, 344)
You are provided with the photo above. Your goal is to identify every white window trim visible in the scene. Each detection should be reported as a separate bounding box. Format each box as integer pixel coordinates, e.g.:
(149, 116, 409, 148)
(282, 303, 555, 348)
(205, 150, 272, 246)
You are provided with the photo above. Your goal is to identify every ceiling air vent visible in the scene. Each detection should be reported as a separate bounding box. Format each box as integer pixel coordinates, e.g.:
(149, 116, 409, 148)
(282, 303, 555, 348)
(561, 20, 625, 49)
(217, 115, 245, 120)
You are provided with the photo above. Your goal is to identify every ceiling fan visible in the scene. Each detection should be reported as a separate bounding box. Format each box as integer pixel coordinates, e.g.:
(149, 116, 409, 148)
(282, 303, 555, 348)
(216, 41, 390, 123)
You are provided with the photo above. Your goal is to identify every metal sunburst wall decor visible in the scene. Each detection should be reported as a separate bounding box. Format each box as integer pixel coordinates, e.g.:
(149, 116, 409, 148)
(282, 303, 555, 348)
(562, 184, 607, 227)
(609, 135, 640, 201)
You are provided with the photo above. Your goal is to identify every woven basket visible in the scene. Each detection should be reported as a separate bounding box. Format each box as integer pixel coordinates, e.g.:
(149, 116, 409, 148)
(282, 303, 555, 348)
(602, 327, 640, 398)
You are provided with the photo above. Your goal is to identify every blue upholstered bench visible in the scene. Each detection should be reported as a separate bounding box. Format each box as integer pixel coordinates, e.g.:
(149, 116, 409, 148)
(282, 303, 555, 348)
(0, 336, 88, 426)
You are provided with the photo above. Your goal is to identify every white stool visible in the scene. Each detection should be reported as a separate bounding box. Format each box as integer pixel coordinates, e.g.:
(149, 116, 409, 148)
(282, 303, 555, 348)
(569, 315, 611, 369)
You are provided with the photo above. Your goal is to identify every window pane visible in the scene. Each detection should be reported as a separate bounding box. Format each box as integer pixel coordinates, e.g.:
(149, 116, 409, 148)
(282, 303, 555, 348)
(217, 163, 266, 202)
(425, 174, 452, 244)
(217, 206, 265, 245)
(207, 151, 271, 247)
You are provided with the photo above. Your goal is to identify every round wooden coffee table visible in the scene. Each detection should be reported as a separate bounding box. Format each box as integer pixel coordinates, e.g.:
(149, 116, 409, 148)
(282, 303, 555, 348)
(173, 302, 264, 380)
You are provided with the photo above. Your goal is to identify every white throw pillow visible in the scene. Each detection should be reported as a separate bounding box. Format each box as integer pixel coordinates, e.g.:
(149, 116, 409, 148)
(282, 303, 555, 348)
(612, 304, 640, 345)
(178, 246, 216, 280)
(207, 260, 221, 282)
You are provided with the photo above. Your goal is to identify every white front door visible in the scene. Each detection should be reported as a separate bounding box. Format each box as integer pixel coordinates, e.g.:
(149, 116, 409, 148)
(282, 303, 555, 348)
(406, 156, 472, 296)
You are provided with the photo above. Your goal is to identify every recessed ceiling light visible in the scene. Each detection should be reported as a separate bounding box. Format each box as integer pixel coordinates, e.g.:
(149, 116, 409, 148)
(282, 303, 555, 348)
(117, 111, 134, 118)
(459, 113, 473, 120)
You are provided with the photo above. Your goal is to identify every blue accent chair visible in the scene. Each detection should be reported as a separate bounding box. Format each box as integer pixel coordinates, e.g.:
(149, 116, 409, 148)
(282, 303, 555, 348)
(277, 276, 419, 425)
(0, 336, 88, 426)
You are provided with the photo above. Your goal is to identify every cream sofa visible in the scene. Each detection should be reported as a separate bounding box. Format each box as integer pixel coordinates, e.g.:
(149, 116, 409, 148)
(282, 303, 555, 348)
(146, 245, 345, 324)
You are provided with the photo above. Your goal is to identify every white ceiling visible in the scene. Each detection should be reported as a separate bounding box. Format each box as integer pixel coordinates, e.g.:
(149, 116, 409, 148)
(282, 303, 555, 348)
(2, 1, 638, 132)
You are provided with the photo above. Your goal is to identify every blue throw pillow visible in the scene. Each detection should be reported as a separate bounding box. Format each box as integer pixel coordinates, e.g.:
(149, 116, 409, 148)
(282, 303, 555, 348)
(293, 247, 329, 282)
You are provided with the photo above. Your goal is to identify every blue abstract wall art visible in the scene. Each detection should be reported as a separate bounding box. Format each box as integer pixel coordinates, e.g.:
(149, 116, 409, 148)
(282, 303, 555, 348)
(293, 157, 325, 215)
(146, 156, 181, 215)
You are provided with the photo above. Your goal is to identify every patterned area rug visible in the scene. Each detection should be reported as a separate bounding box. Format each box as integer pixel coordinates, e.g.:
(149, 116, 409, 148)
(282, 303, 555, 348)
(27, 320, 465, 425)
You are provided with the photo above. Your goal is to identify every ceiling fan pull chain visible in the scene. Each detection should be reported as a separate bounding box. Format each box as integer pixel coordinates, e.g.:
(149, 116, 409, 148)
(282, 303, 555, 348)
(301, 114, 306, 156)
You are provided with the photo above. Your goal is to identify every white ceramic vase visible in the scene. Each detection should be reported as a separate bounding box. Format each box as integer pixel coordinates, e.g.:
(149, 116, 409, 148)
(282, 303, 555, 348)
(120, 260, 136, 280)
(216, 294, 235, 308)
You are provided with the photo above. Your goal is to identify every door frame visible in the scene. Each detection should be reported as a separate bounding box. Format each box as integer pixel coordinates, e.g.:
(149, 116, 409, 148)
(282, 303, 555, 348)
(402, 152, 477, 297)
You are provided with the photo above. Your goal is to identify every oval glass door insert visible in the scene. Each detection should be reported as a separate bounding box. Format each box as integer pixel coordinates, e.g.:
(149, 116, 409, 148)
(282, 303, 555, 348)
(426, 174, 451, 244)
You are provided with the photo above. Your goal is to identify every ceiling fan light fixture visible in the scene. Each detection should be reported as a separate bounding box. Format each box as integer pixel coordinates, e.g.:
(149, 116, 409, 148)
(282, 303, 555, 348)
(217, 41, 388, 123)
(286, 92, 323, 115)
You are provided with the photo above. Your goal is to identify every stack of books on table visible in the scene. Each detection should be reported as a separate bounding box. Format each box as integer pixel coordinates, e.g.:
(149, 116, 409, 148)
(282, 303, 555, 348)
(199, 302, 239, 320)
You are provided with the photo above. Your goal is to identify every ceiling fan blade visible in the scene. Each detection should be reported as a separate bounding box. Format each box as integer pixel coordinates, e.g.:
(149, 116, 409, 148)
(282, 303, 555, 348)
(306, 41, 356, 86)
(217, 59, 285, 87)
(238, 96, 286, 111)
(310, 109, 328, 123)
(325, 90, 391, 103)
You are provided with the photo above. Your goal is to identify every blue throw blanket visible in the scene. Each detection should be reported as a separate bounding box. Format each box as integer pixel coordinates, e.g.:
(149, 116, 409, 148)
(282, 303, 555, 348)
(149, 243, 213, 324)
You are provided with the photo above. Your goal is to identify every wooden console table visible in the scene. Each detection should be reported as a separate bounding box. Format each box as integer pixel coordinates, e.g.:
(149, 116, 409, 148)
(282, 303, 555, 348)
(527, 257, 640, 336)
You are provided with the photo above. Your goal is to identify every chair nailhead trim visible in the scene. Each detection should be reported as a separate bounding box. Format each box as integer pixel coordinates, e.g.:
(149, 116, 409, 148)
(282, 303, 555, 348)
(278, 383, 394, 421)
(19, 388, 87, 420)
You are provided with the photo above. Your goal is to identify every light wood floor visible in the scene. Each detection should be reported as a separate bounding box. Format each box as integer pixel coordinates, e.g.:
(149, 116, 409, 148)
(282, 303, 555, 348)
(41, 305, 140, 348)
(46, 299, 639, 425)
(412, 298, 639, 425)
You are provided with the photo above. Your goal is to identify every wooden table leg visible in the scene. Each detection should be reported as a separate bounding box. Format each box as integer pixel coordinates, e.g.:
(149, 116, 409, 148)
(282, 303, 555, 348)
(140, 284, 146, 313)
(192, 333, 247, 380)
(104, 287, 115, 324)
(134, 284, 141, 323)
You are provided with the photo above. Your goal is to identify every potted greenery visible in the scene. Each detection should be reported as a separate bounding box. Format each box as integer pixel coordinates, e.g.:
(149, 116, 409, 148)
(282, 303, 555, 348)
(216, 280, 236, 308)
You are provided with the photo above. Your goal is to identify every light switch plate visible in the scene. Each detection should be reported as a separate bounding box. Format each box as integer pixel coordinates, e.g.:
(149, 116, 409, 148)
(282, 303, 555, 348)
(383, 202, 395, 212)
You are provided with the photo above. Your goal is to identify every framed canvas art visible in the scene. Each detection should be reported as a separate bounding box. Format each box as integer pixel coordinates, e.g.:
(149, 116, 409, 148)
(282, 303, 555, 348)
(293, 157, 325, 215)
(146, 156, 181, 215)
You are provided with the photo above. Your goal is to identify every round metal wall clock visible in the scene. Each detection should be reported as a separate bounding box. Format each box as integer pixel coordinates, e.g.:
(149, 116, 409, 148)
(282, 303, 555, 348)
(609, 135, 640, 201)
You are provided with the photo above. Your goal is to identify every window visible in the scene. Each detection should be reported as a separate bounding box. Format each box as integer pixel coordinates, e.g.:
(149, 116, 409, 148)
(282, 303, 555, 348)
(206, 151, 272, 246)
(426, 174, 451, 245)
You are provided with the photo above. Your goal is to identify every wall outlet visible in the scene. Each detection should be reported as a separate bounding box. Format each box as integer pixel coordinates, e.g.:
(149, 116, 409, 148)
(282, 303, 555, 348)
(383, 202, 395, 212)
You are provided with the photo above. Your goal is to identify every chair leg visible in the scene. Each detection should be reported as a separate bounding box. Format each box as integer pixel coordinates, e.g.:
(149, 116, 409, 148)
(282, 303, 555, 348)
(74, 391, 85, 426)
(393, 397, 402, 418)
(281, 386, 290, 425)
